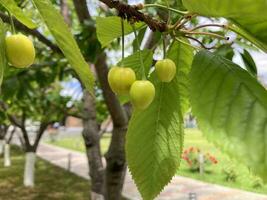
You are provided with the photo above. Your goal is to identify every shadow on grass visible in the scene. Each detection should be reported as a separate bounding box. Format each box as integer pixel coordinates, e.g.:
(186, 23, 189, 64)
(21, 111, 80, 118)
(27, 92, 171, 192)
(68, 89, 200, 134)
(0, 146, 90, 200)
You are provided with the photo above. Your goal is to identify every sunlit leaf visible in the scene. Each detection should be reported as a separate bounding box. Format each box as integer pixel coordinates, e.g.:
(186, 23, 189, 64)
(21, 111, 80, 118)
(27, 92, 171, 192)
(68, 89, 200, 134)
(0, 0, 37, 29)
(32, 0, 95, 93)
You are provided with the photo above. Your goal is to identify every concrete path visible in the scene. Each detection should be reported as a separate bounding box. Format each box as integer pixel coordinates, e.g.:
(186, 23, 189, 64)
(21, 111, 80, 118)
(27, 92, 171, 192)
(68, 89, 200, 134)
(37, 143, 267, 200)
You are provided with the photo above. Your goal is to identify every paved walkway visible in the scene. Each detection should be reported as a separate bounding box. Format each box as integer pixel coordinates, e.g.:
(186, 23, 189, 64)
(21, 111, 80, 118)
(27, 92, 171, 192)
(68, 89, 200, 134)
(37, 143, 267, 200)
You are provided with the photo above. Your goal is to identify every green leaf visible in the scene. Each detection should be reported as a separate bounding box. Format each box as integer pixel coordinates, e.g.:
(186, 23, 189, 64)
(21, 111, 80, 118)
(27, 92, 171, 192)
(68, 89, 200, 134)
(32, 0, 95, 93)
(190, 51, 267, 181)
(96, 16, 145, 47)
(214, 44, 234, 61)
(0, 19, 6, 87)
(132, 28, 146, 52)
(118, 49, 153, 79)
(167, 41, 193, 114)
(240, 49, 257, 76)
(126, 41, 193, 200)
(182, 0, 267, 51)
(0, 0, 37, 29)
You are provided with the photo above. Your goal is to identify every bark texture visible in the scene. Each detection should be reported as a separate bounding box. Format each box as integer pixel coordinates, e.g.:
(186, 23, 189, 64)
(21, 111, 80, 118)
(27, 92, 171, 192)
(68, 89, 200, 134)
(95, 53, 129, 200)
(0, 139, 4, 155)
(60, 0, 72, 25)
(72, 1, 105, 198)
(82, 91, 105, 199)
(73, 1, 130, 199)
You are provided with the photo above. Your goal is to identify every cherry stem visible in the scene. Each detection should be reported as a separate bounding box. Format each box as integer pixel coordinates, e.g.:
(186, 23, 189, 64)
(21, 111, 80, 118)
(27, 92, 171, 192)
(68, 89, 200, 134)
(185, 35, 216, 50)
(162, 35, 167, 59)
(174, 37, 200, 50)
(189, 24, 228, 32)
(132, 24, 146, 80)
(174, 14, 197, 30)
(164, 0, 171, 25)
(8, 12, 16, 34)
(121, 18, 125, 67)
(143, 4, 188, 15)
(181, 30, 229, 40)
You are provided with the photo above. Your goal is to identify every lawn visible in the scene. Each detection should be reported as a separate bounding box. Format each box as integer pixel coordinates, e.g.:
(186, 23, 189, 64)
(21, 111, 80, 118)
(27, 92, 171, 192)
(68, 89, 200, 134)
(47, 134, 111, 155)
(0, 146, 90, 200)
(179, 129, 267, 195)
(48, 129, 267, 195)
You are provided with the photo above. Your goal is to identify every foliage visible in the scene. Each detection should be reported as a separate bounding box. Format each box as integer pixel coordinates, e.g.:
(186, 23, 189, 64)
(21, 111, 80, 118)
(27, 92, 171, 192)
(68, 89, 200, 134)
(252, 177, 264, 189)
(190, 51, 267, 182)
(179, 129, 267, 194)
(1, 66, 72, 126)
(182, 146, 218, 172)
(182, 0, 267, 51)
(240, 49, 257, 76)
(32, 0, 95, 93)
(222, 166, 238, 182)
(96, 16, 144, 47)
(0, 0, 36, 29)
(126, 41, 193, 200)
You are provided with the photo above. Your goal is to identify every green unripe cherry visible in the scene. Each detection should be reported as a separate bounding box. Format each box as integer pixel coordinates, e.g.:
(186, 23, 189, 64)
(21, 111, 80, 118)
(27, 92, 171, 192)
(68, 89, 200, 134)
(108, 66, 136, 95)
(130, 80, 155, 110)
(155, 58, 176, 82)
(5, 34, 35, 68)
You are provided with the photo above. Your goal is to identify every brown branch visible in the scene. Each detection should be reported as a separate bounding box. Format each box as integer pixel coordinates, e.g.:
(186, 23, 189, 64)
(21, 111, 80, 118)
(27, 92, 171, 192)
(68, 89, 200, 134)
(99, 0, 167, 32)
(73, 0, 92, 23)
(33, 122, 49, 151)
(60, 0, 72, 26)
(0, 12, 61, 53)
(7, 127, 16, 144)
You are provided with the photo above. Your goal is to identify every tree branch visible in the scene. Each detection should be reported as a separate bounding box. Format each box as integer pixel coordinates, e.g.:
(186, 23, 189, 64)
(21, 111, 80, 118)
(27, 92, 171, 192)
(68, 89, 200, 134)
(60, 0, 72, 26)
(0, 12, 61, 53)
(33, 122, 49, 151)
(73, 0, 92, 23)
(99, 0, 167, 32)
(7, 126, 16, 144)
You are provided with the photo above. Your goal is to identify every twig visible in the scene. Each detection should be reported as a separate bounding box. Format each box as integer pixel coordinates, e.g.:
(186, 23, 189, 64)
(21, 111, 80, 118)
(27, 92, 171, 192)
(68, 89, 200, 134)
(174, 37, 200, 50)
(185, 36, 216, 50)
(99, 0, 167, 32)
(181, 30, 229, 40)
(189, 24, 228, 32)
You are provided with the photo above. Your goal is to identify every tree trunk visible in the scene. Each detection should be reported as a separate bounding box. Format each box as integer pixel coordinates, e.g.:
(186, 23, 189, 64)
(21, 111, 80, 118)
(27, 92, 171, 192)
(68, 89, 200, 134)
(0, 125, 7, 156)
(21, 124, 46, 188)
(104, 126, 127, 200)
(4, 143, 11, 167)
(95, 53, 129, 200)
(23, 151, 36, 187)
(82, 91, 105, 200)
(0, 139, 4, 156)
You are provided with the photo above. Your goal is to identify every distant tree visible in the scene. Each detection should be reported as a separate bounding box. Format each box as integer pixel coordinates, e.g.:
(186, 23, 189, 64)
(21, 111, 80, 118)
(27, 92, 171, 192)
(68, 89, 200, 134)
(0, 66, 73, 187)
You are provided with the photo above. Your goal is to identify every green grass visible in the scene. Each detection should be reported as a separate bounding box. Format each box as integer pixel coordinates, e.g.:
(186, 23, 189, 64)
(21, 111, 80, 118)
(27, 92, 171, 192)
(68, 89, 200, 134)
(49, 129, 267, 195)
(0, 146, 90, 200)
(47, 134, 111, 155)
(178, 128, 267, 194)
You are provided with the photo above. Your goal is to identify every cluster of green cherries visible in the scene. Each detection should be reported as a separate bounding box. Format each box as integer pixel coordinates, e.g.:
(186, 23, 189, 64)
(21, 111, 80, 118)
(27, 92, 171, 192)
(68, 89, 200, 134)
(5, 33, 35, 68)
(108, 58, 176, 110)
